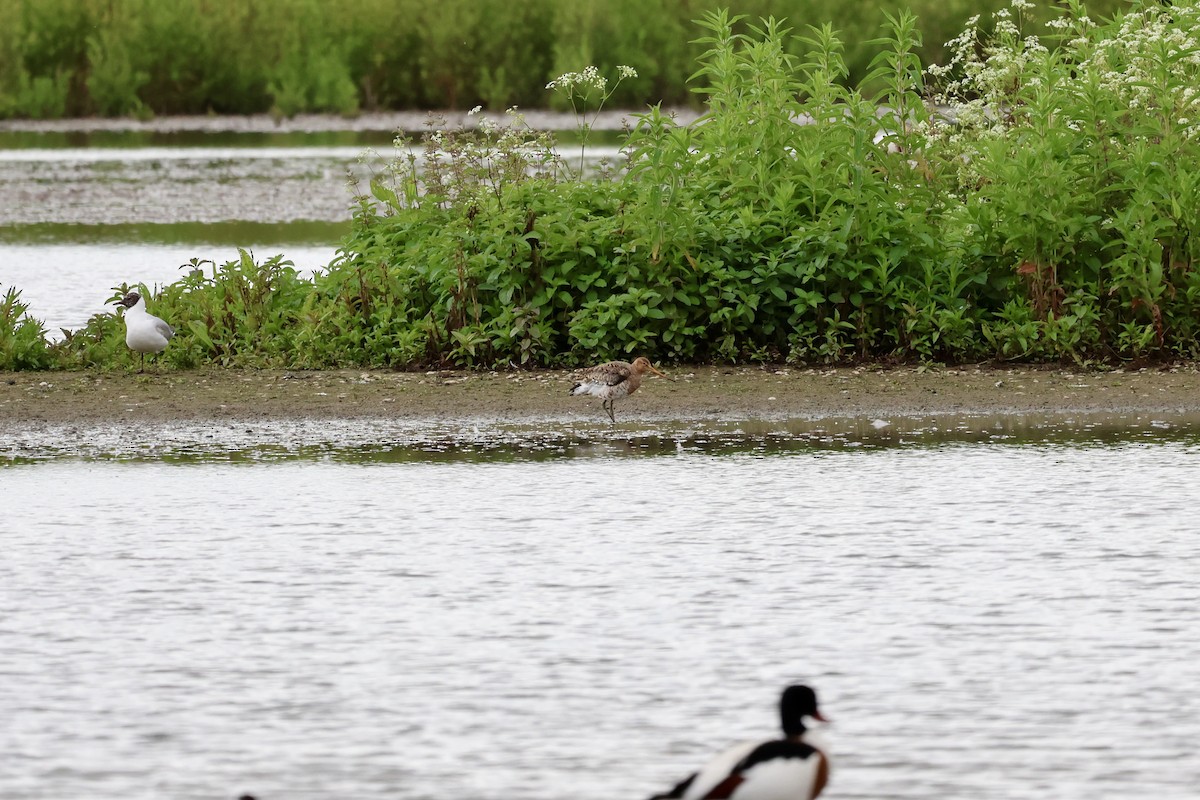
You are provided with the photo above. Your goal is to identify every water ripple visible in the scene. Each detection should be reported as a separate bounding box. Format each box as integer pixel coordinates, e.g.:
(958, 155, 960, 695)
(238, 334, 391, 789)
(3, 432, 1199, 798)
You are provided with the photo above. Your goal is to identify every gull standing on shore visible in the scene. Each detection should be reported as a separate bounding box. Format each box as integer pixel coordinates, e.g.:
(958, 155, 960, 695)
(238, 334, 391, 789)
(113, 290, 174, 372)
(569, 356, 670, 423)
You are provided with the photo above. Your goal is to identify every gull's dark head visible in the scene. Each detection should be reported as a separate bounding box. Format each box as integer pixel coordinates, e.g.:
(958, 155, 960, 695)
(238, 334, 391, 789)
(113, 291, 140, 309)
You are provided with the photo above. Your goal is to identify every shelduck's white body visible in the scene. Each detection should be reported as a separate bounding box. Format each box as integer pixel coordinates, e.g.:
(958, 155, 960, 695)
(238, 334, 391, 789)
(650, 686, 831, 800)
(678, 740, 759, 799)
(678, 734, 830, 800)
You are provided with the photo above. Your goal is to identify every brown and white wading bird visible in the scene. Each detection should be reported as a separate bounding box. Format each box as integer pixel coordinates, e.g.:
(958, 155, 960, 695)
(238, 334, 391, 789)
(648, 685, 831, 800)
(112, 290, 174, 373)
(569, 356, 669, 423)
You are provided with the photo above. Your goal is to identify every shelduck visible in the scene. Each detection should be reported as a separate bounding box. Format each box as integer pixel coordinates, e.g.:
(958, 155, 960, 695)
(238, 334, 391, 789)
(649, 685, 831, 800)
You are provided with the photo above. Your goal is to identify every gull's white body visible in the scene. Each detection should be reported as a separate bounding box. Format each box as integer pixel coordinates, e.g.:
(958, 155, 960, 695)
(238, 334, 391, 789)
(114, 291, 173, 371)
(121, 294, 174, 354)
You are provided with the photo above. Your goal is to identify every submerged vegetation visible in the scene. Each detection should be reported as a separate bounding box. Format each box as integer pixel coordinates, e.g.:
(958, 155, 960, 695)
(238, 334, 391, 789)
(5, 0, 1200, 372)
(0, 0, 1129, 119)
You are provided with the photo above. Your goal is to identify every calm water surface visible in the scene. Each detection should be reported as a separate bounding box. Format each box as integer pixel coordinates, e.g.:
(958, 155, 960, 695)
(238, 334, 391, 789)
(4, 421, 1199, 799)
(0, 132, 368, 335)
(1, 240, 338, 335)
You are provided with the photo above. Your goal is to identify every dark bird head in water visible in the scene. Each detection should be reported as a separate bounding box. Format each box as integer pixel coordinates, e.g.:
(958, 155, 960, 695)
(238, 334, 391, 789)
(781, 684, 827, 736)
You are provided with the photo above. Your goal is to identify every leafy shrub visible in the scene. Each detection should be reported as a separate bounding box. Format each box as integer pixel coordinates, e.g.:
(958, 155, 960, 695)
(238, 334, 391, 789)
(0, 287, 53, 370)
(928, 0, 1200, 359)
(10, 1, 1200, 371)
(85, 25, 149, 117)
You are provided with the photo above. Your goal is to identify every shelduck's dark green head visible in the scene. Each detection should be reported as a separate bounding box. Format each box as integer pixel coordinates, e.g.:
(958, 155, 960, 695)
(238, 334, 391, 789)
(781, 684, 827, 736)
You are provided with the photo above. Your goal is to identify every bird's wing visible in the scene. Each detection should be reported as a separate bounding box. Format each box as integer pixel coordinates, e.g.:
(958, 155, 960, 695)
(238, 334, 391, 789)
(677, 741, 760, 800)
(648, 772, 697, 800)
(154, 317, 175, 339)
(585, 360, 633, 385)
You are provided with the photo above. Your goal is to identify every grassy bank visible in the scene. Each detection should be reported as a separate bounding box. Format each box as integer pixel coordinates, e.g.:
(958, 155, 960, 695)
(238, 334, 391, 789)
(0, 0, 1128, 119)
(4, 1, 1200, 373)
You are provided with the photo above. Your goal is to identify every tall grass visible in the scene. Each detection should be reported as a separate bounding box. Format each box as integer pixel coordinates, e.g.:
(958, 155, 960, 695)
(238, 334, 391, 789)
(6, 0, 1200, 371)
(0, 0, 1131, 119)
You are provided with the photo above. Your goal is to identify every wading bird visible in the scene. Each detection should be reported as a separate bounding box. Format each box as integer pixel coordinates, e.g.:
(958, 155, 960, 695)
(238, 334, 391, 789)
(648, 685, 831, 800)
(113, 290, 174, 373)
(569, 356, 669, 423)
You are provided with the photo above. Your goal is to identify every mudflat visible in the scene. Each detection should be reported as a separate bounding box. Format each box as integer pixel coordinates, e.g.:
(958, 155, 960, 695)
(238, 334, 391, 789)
(4, 364, 1200, 426)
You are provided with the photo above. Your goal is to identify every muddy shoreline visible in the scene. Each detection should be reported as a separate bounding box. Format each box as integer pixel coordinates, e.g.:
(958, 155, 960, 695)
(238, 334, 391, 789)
(5, 364, 1200, 427)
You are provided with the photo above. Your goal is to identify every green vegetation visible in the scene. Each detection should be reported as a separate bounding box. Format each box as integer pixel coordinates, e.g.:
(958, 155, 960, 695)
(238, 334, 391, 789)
(5, 0, 1200, 372)
(1, 287, 53, 369)
(0, 0, 1129, 119)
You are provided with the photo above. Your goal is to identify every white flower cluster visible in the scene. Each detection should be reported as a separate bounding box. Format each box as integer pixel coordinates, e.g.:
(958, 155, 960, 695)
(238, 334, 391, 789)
(920, 0, 1073, 181)
(1073, 3, 1200, 135)
(546, 65, 637, 92)
(922, 0, 1200, 192)
(926, 0, 1050, 110)
(546, 66, 607, 92)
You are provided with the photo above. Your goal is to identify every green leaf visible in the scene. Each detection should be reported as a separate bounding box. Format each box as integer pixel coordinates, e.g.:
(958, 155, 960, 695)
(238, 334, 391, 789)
(187, 320, 215, 351)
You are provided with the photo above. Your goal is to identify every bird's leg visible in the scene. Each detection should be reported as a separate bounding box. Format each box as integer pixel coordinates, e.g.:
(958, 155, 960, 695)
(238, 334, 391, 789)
(606, 399, 616, 424)
(139, 352, 145, 374)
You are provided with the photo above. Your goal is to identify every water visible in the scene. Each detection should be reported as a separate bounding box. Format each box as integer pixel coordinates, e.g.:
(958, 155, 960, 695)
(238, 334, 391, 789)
(3, 118, 1196, 799)
(0, 128, 622, 334)
(0, 130, 368, 335)
(1, 240, 339, 336)
(4, 421, 1200, 799)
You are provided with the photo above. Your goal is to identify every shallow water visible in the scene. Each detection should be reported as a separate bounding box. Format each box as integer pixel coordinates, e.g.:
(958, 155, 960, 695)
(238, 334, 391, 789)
(0, 144, 376, 226)
(0, 134, 369, 339)
(0, 127, 398, 152)
(0, 131, 621, 335)
(1, 240, 338, 335)
(4, 419, 1200, 799)
(0, 133, 624, 224)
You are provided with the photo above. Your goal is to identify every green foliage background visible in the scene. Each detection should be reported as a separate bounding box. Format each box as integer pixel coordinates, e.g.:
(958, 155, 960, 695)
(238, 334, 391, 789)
(5, 0, 1200, 373)
(0, 0, 1130, 118)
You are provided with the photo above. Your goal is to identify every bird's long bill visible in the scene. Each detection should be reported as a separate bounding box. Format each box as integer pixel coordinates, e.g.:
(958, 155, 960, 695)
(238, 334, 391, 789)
(813, 710, 830, 723)
(649, 364, 674, 381)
